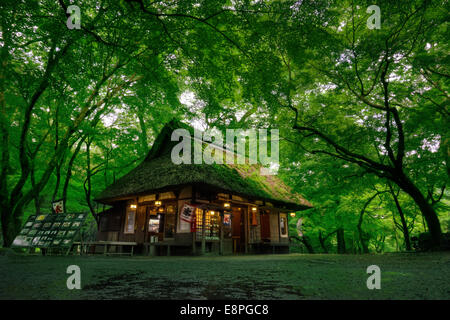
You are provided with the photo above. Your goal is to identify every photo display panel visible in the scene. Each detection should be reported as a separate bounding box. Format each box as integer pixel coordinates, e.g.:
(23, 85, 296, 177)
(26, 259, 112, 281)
(12, 213, 88, 248)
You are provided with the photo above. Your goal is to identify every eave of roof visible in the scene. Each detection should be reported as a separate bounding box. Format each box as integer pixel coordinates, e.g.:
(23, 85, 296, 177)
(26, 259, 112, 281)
(95, 119, 313, 211)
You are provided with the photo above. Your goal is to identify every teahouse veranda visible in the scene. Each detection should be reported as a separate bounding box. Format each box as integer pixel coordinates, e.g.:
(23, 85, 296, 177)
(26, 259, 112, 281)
(94, 119, 312, 255)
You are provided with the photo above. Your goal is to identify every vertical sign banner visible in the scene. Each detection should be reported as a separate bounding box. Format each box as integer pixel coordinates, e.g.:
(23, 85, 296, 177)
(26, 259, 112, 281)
(190, 213, 197, 233)
(223, 213, 231, 227)
(52, 199, 64, 214)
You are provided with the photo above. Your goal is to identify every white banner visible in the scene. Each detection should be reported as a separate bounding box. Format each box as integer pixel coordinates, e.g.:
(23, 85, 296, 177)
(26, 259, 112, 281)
(180, 204, 196, 223)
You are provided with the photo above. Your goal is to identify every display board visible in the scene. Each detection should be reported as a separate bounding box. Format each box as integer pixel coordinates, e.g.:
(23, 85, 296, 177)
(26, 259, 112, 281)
(11, 213, 88, 249)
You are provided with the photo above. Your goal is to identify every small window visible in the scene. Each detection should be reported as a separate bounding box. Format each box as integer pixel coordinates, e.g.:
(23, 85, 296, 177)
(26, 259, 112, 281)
(196, 209, 220, 240)
(159, 191, 176, 200)
(138, 194, 156, 202)
(280, 213, 288, 237)
(124, 209, 136, 234)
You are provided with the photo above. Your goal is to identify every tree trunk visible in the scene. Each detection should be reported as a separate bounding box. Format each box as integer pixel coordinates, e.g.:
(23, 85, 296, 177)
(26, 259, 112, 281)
(395, 173, 442, 247)
(357, 192, 383, 254)
(84, 137, 99, 225)
(1, 205, 22, 247)
(291, 235, 314, 253)
(52, 162, 61, 203)
(1, 207, 11, 247)
(337, 228, 346, 254)
(358, 230, 369, 254)
(62, 135, 87, 213)
(393, 226, 399, 251)
(52, 103, 60, 203)
(30, 164, 40, 215)
(388, 184, 412, 251)
(318, 231, 328, 253)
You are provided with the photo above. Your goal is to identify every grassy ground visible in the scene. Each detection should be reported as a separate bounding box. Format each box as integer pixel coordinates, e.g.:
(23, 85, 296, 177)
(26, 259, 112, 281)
(0, 251, 449, 300)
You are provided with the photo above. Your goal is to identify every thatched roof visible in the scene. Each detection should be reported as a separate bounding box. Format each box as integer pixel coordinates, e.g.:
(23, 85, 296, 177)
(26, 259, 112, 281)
(95, 119, 312, 211)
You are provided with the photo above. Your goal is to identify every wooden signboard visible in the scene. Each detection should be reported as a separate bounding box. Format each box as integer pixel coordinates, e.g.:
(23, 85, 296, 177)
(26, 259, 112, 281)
(12, 213, 88, 249)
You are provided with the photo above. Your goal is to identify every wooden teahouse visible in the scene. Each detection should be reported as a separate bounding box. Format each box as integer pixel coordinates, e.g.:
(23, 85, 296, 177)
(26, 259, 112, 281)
(94, 120, 312, 255)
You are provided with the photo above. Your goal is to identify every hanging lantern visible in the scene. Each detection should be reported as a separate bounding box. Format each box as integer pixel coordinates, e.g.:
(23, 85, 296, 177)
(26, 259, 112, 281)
(251, 207, 257, 212)
(130, 204, 137, 209)
(155, 200, 162, 207)
(224, 202, 231, 209)
(290, 212, 296, 217)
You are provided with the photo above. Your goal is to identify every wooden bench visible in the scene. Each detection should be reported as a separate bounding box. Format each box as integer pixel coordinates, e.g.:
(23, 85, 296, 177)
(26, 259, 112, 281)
(144, 241, 192, 256)
(268, 242, 289, 254)
(256, 241, 289, 254)
(75, 241, 137, 256)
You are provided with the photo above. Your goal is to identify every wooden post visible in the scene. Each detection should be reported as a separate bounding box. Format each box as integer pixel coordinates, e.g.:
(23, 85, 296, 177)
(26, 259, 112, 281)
(150, 244, 155, 256)
(201, 209, 206, 255)
(144, 205, 149, 245)
(192, 187, 197, 255)
(219, 212, 224, 255)
(192, 232, 196, 255)
(244, 208, 248, 254)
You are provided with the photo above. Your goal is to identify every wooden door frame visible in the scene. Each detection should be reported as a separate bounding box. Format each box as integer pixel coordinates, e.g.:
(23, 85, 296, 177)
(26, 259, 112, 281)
(244, 207, 248, 253)
(260, 210, 271, 241)
(135, 204, 147, 244)
(231, 206, 247, 253)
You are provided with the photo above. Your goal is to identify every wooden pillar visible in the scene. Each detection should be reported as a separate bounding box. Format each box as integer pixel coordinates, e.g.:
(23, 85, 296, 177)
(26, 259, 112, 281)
(219, 212, 224, 255)
(244, 207, 248, 254)
(192, 231, 196, 255)
(144, 205, 149, 244)
(192, 186, 197, 255)
(149, 244, 155, 256)
(201, 209, 206, 255)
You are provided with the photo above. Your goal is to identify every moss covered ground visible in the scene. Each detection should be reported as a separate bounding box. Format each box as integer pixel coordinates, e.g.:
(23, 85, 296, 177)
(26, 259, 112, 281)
(0, 252, 448, 300)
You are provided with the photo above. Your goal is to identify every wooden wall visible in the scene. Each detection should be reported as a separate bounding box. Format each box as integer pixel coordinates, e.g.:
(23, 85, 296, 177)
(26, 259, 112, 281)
(269, 212, 280, 243)
(97, 185, 293, 252)
(97, 204, 123, 241)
